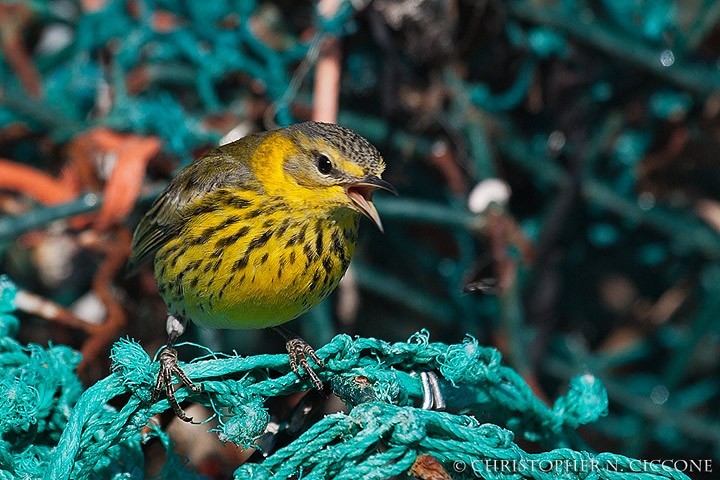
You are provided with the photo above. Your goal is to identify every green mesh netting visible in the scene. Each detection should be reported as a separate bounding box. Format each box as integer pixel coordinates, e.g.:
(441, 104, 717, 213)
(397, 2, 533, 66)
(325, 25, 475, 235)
(0, 275, 688, 479)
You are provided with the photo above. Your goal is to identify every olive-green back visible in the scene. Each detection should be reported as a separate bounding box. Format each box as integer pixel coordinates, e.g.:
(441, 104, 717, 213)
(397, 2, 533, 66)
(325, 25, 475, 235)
(128, 131, 269, 272)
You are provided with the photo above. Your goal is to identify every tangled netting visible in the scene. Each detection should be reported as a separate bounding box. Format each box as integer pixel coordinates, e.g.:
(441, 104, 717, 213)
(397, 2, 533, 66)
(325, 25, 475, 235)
(0, 0, 356, 155)
(0, 275, 688, 479)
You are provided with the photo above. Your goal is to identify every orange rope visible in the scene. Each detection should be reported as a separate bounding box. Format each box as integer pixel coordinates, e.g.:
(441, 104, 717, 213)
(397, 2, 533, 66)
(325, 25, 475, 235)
(0, 128, 160, 232)
(313, 0, 342, 123)
(90, 129, 161, 231)
(0, 160, 78, 205)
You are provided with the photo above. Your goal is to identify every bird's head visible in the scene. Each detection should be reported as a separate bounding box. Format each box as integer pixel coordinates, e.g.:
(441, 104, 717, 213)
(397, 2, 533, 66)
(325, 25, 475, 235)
(255, 122, 396, 231)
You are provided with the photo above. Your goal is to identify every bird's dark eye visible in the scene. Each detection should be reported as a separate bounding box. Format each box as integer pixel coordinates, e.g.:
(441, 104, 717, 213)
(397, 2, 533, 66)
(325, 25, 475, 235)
(316, 154, 333, 175)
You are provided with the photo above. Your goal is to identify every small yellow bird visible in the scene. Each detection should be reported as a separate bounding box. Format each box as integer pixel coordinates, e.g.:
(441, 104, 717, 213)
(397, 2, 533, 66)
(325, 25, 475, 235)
(129, 122, 395, 420)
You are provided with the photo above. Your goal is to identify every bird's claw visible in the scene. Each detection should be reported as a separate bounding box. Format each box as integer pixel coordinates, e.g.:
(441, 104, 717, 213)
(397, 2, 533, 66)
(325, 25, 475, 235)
(285, 338, 325, 390)
(151, 346, 203, 422)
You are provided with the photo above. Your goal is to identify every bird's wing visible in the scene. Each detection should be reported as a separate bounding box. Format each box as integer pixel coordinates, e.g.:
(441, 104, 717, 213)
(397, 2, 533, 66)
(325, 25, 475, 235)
(128, 132, 268, 272)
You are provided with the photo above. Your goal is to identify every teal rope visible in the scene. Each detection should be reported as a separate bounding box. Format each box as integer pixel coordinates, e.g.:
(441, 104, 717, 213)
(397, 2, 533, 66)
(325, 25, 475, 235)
(235, 403, 688, 480)
(507, 1, 720, 95)
(0, 276, 688, 479)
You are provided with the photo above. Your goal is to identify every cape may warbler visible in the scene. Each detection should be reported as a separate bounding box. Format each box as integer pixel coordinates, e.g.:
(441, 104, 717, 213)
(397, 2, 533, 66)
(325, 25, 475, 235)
(129, 122, 395, 420)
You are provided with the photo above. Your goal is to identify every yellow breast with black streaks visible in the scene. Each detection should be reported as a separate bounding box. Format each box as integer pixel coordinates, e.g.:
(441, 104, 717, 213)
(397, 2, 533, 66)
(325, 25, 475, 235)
(153, 188, 359, 329)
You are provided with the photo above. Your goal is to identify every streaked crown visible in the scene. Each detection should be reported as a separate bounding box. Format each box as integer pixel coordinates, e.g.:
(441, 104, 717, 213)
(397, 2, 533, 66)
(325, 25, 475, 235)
(284, 122, 385, 177)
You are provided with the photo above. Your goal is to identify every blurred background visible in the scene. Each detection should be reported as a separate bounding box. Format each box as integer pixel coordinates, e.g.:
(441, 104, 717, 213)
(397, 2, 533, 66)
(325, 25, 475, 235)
(1, 0, 719, 477)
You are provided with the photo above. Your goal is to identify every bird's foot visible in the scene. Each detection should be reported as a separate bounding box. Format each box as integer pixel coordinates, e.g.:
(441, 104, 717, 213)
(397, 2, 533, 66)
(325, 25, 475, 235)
(151, 346, 203, 422)
(285, 337, 325, 390)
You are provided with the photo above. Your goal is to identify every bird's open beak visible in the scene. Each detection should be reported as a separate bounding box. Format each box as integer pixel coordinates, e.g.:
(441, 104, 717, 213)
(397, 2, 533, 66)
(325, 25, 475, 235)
(345, 175, 397, 233)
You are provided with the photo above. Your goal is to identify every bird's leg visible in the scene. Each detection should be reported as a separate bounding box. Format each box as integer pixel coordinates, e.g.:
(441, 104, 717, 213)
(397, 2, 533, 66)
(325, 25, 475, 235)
(272, 326, 325, 390)
(151, 315, 203, 422)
